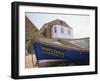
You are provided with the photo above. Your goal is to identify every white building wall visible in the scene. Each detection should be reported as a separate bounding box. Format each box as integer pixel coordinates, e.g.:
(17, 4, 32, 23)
(52, 25, 73, 39)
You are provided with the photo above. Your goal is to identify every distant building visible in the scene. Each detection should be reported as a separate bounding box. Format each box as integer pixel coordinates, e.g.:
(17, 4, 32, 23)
(25, 16, 39, 40)
(40, 19, 73, 39)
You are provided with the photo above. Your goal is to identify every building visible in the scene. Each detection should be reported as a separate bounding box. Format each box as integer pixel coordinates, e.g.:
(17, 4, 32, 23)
(25, 16, 40, 68)
(40, 19, 73, 39)
(25, 16, 41, 54)
(25, 16, 39, 40)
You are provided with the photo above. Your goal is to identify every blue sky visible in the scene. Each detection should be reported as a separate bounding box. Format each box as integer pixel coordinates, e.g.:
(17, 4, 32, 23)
(26, 12, 90, 38)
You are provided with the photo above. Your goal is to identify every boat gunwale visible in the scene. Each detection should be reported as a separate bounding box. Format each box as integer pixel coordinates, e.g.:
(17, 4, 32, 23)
(35, 40, 89, 52)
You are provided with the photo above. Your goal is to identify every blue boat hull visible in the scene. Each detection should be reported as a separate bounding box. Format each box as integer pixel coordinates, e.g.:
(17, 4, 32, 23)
(33, 42, 89, 65)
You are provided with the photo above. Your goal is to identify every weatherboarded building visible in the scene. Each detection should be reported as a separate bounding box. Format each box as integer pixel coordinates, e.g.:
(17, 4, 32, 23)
(40, 19, 73, 39)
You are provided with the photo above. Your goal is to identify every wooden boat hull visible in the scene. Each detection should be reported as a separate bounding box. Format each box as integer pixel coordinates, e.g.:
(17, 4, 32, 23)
(33, 42, 89, 65)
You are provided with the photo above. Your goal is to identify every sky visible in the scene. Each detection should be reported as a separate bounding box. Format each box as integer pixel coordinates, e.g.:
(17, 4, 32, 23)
(25, 12, 90, 38)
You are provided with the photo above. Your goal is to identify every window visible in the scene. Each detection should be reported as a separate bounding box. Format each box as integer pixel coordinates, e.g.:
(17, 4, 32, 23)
(68, 29, 71, 35)
(54, 26, 57, 33)
(61, 27, 64, 34)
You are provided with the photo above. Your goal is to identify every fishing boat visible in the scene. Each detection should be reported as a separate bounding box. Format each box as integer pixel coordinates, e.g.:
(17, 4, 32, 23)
(33, 38, 89, 65)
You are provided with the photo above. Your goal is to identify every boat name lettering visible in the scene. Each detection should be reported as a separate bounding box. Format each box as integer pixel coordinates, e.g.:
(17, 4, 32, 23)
(41, 46, 64, 57)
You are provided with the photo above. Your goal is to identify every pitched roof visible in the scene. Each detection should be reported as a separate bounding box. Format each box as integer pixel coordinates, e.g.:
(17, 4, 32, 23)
(25, 16, 39, 32)
(40, 19, 72, 32)
(47, 19, 71, 28)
